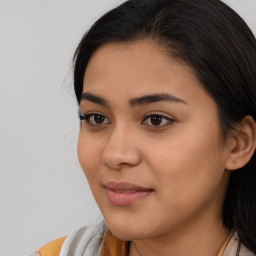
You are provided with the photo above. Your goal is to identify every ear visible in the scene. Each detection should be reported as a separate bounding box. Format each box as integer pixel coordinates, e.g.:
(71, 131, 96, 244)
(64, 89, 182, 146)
(225, 115, 256, 171)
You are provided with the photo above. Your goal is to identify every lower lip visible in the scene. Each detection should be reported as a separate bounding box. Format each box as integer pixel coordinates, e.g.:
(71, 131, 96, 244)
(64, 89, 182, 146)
(105, 188, 153, 206)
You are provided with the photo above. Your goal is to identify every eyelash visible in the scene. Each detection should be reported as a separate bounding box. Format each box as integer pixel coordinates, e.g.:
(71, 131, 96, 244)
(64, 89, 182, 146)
(79, 112, 175, 128)
(80, 113, 111, 126)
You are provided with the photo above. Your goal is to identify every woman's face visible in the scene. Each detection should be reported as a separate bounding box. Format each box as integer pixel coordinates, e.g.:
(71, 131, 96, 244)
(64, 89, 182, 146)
(78, 40, 231, 241)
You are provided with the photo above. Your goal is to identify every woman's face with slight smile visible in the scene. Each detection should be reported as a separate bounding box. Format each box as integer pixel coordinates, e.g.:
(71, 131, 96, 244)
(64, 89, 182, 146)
(78, 40, 231, 241)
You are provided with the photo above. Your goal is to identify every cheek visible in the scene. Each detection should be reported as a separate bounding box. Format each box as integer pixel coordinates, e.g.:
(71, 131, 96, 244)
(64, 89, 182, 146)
(146, 122, 226, 209)
(77, 131, 102, 186)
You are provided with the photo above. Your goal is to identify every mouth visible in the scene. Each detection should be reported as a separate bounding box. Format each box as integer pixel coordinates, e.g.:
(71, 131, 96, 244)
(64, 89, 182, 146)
(104, 181, 154, 206)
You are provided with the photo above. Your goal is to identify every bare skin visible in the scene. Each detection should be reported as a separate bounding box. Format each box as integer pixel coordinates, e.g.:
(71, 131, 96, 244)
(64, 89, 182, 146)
(78, 40, 255, 256)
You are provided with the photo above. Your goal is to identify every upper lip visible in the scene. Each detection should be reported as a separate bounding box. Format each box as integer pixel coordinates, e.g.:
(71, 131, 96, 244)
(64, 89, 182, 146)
(104, 181, 153, 191)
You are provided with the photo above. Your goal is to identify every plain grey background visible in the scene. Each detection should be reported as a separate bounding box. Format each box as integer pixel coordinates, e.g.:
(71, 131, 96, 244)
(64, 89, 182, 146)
(0, 1, 255, 256)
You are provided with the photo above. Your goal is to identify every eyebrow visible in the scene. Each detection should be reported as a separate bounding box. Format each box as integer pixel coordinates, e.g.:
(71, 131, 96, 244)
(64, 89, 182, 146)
(80, 92, 110, 107)
(80, 92, 187, 107)
(129, 93, 187, 107)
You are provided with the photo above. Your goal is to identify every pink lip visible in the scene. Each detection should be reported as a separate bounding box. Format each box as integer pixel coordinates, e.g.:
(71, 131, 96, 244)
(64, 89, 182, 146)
(104, 182, 153, 206)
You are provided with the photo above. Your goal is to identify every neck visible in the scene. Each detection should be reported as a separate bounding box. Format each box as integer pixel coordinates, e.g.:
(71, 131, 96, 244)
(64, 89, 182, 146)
(129, 211, 230, 256)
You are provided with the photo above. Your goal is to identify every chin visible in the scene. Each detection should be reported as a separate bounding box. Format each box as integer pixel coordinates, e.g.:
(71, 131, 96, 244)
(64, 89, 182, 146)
(110, 228, 145, 241)
(105, 218, 153, 241)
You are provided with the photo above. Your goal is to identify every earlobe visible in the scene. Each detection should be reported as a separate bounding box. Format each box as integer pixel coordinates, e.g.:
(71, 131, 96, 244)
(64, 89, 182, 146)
(225, 115, 256, 171)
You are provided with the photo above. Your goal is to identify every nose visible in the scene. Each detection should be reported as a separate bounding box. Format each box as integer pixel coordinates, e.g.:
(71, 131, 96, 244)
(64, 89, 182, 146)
(100, 126, 141, 170)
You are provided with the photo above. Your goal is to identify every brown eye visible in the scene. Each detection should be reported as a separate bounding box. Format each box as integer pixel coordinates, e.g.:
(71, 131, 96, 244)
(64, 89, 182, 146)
(142, 114, 175, 127)
(80, 113, 110, 126)
(150, 116, 163, 126)
(93, 114, 105, 124)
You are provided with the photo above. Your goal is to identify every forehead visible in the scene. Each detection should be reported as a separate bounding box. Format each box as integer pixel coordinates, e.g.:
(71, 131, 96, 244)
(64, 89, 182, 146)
(82, 40, 213, 108)
(84, 40, 189, 82)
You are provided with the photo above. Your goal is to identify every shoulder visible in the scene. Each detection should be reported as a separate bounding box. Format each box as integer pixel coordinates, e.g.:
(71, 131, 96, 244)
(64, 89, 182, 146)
(60, 225, 106, 256)
(223, 231, 256, 256)
(29, 236, 67, 256)
(29, 225, 107, 256)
